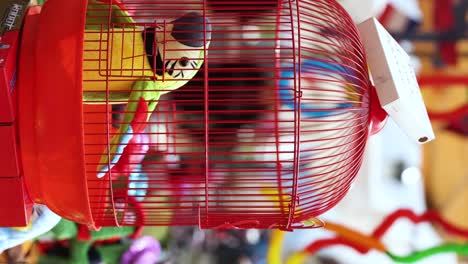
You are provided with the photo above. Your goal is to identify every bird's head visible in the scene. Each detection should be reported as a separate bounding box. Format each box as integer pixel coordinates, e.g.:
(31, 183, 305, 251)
(144, 12, 212, 94)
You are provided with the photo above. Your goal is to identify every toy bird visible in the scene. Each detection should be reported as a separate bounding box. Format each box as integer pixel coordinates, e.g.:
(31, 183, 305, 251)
(81, 3, 212, 178)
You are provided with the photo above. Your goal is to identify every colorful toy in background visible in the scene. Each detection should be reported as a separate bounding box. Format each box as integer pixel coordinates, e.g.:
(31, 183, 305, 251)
(279, 59, 356, 118)
(378, 0, 422, 35)
(125, 164, 150, 202)
(37, 218, 148, 264)
(0, 241, 37, 264)
(418, 78, 467, 137)
(84, 4, 212, 178)
(167, 227, 270, 264)
(232, 58, 363, 170)
(0, 205, 61, 254)
(121, 236, 161, 264)
(382, 0, 466, 67)
(431, 0, 466, 67)
(268, 209, 468, 264)
(428, 104, 468, 137)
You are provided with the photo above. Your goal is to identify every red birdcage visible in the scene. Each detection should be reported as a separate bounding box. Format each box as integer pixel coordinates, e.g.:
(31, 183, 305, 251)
(12, 0, 387, 230)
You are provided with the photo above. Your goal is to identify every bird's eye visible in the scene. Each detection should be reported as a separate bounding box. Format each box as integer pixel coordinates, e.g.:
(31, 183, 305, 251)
(180, 57, 189, 67)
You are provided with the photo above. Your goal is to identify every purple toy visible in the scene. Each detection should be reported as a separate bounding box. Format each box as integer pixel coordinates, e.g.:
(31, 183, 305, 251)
(121, 236, 161, 264)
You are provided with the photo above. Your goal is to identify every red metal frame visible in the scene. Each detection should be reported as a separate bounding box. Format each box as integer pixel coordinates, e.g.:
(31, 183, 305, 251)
(0, 5, 33, 226)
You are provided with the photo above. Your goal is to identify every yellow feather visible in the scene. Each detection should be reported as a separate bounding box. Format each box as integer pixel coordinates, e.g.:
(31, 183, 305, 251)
(83, 28, 154, 94)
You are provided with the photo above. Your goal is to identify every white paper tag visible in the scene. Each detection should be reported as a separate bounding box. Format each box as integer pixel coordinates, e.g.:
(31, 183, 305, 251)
(357, 17, 434, 144)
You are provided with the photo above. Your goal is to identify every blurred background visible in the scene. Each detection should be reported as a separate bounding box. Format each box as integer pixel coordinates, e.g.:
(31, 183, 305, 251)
(3, 0, 467, 263)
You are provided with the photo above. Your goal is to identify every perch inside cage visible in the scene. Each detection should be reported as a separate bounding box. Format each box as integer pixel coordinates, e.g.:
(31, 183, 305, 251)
(16, 0, 386, 229)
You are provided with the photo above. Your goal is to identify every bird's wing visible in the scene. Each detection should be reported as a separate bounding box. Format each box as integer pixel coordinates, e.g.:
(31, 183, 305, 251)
(97, 80, 161, 178)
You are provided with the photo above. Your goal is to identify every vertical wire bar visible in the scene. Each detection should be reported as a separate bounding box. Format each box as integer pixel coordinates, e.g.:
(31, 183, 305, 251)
(288, 0, 303, 228)
(104, 2, 120, 227)
(120, 24, 125, 76)
(203, 0, 210, 228)
(143, 20, 148, 77)
(162, 20, 167, 82)
(131, 25, 136, 77)
(274, 0, 286, 227)
(171, 102, 177, 164)
(171, 101, 178, 226)
(284, 0, 299, 230)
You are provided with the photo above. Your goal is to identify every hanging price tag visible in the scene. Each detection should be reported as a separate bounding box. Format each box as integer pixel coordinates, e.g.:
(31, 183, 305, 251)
(357, 17, 434, 144)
